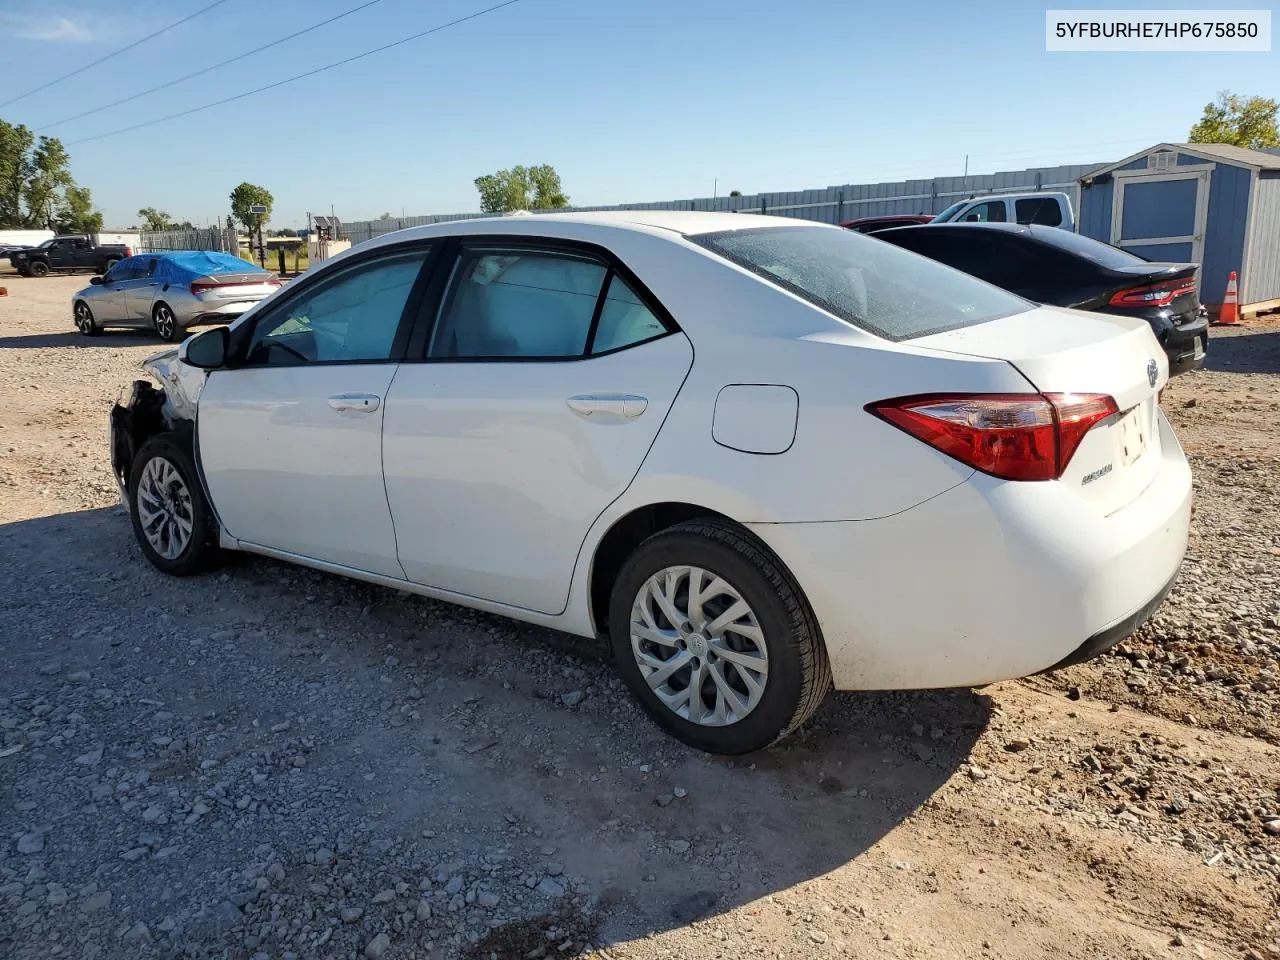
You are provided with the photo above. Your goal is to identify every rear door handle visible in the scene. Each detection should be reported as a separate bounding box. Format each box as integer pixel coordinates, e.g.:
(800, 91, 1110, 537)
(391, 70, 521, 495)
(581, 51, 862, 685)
(327, 393, 381, 413)
(567, 394, 648, 419)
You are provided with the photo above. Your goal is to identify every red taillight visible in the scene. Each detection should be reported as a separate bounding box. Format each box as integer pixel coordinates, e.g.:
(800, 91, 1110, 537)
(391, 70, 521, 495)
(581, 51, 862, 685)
(866, 393, 1119, 481)
(190, 275, 278, 295)
(124, 246, 133, 257)
(1108, 277, 1197, 308)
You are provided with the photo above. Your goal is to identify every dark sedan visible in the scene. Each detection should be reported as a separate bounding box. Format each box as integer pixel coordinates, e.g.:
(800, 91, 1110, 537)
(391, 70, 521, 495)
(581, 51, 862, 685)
(875, 223, 1208, 376)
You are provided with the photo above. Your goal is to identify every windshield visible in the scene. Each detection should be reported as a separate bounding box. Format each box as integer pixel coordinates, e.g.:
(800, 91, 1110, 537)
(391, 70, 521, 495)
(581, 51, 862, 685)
(931, 201, 968, 223)
(37, 239, 56, 249)
(689, 225, 1029, 341)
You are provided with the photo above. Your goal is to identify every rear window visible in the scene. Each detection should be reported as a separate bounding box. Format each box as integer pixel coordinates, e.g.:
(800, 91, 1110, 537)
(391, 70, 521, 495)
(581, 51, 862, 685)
(688, 225, 1029, 341)
(1015, 197, 1063, 227)
(1027, 228, 1150, 269)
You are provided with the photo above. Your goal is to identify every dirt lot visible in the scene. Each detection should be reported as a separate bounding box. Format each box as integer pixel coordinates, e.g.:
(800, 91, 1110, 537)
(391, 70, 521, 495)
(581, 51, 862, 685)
(1, 274, 1278, 960)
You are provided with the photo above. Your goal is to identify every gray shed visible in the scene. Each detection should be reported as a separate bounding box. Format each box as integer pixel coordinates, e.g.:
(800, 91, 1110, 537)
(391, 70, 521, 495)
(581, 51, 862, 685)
(1077, 142, 1280, 313)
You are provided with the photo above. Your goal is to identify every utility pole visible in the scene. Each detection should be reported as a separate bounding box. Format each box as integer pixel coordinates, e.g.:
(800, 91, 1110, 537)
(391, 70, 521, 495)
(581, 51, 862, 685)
(713, 178, 718, 199)
(963, 154, 969, 177)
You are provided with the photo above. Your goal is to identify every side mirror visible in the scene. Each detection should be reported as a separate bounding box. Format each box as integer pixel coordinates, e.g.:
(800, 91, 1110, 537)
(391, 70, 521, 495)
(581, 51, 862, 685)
(181, 327, 229, 369)
(89, 275, 104, 285)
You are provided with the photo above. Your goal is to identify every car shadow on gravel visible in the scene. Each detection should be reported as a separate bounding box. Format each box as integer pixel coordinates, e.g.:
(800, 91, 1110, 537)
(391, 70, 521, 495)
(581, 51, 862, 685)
(1205, 327, 1280, 375)
(0, 330, 165, 350)
(1, 507, 991, 958)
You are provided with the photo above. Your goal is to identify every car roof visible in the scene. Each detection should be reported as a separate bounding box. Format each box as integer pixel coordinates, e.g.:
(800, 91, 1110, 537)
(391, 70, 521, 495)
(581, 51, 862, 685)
(878, 222, 1037, 236)
(357, 210, 829, 252)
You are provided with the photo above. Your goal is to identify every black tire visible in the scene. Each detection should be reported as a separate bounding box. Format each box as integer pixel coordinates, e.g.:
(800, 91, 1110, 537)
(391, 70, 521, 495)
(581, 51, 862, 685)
(607, 518, 831, 754)
(28, 260, 49, 277)
(17, 266, 31, 277)
(128, 435, 219, 576)
(73, 300, 101, 337)
(152, 302, 181, 342)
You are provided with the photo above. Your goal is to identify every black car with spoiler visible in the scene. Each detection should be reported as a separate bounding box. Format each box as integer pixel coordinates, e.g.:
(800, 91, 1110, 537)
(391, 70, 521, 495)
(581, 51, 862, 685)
(874, 222, 1209, 376)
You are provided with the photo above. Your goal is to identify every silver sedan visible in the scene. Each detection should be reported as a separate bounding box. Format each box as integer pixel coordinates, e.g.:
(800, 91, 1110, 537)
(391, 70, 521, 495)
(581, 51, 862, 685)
(72, 251, 280, 341)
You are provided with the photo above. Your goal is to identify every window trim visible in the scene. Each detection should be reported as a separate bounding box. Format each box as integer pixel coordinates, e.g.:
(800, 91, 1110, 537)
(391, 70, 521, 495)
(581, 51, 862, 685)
(227, 239, 441, 369)
(405, 235, 680, 365)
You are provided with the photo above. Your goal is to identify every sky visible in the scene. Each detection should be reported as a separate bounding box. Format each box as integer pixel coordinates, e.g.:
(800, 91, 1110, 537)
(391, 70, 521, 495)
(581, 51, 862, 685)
(0, 0, 1275, 230)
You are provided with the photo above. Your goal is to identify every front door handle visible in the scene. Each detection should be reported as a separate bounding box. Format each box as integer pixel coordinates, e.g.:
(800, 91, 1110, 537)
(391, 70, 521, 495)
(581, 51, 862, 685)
(328, 393, 381, 414)
(567, 394, 648, 419)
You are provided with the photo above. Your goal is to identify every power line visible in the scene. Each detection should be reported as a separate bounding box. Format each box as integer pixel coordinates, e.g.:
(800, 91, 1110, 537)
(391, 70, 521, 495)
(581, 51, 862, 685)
(0, 0, 234, 109)
(66, 0, 526, 146)
(38, 0, 389, 131)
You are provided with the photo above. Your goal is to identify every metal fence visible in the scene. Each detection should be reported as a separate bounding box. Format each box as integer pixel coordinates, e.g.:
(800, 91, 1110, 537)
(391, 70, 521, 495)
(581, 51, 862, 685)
(138, 226, 239, 253)
(342, 161, 1105, 245)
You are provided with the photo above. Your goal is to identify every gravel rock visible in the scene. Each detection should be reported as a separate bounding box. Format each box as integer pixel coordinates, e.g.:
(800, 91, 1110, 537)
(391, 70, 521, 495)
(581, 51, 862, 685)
(16, 832, 44, 854)
(536, 878, 565, 898)
(364, 932, 391, 958)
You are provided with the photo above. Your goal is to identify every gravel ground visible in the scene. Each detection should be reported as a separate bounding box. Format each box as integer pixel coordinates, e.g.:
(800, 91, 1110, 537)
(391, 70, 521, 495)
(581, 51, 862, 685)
(1, 274, 1278, 960)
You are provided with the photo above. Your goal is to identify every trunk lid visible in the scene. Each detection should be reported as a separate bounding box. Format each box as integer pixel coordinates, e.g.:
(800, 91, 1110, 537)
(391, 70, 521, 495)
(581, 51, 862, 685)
(192, 272, 279, 300)
(913, 304, 1168, 515)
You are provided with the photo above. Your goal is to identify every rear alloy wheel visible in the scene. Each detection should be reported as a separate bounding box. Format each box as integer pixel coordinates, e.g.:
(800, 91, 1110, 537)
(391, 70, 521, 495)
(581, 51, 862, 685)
(129, 436, 218, 575)
(608, 518, 831, 754)
(28, 260, 49, 277)
(152, 302, 180, 341)
(74, 301, 101, 336)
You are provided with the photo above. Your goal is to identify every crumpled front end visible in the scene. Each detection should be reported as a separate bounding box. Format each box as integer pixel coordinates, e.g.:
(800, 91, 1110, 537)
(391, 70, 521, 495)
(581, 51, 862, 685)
(108, 349, 209, 510)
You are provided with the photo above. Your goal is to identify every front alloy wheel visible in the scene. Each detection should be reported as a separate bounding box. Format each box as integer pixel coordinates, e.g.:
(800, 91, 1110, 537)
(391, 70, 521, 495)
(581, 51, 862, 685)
(128, 436, 218, 575)
(136, 456, 194, 560)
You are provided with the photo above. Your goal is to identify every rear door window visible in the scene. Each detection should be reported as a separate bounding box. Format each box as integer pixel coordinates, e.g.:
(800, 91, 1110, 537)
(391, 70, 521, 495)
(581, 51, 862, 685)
(690, 225, 1028, 341)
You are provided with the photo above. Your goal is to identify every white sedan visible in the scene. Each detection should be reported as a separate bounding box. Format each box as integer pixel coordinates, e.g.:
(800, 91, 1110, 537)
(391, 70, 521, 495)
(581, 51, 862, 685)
(108, 212, 1191, 754)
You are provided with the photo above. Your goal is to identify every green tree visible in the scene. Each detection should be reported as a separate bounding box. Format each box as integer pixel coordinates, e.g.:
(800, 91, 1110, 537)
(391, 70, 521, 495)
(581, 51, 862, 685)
(474, 164, 568, 213)
(1189, 91, 1279, 149)
(729, 190, 742, 197)
(58, 186, 103, 233)
(0, 120, 34, 227)
(138, 207, 175, 232)
(229, 181, 273, 231)
(23, 137, 73, 228)
(378, 211, 392, 220)
(0, 118, 101, 230)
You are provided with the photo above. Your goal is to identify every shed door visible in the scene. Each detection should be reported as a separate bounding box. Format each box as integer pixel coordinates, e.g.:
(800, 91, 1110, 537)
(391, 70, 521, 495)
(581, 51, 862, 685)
(1110, 168, 1210, 279)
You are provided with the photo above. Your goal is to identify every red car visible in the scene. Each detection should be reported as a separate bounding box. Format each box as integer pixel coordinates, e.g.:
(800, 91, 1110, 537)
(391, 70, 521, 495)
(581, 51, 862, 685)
(840, 214, 933, 234)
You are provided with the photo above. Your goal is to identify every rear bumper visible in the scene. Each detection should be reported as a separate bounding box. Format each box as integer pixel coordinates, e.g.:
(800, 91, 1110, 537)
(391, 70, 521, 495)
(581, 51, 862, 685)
(1039, 564, 1180, 672)
(176, 299, 264, 328)
(747, 410, 1191, 690)
(1158, 309, 1208, 377)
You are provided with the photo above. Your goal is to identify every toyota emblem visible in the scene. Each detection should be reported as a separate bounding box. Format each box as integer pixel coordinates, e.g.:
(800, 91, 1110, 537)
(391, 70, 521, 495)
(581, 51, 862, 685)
(1147, 358, 1158, 388)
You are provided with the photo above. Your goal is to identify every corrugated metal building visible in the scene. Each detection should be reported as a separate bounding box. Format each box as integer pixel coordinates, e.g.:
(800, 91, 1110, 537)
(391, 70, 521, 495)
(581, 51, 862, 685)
(1078, 142, 1280, 313)
(343, 162, 1104, 245)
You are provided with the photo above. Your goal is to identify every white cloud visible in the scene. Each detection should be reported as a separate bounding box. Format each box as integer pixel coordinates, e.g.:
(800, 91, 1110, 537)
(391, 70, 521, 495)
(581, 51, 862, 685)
(1, 13, 99, 43)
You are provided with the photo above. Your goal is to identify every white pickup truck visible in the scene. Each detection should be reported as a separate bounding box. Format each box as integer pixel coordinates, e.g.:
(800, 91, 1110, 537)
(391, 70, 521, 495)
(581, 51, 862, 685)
(931, 192, 1075, 230)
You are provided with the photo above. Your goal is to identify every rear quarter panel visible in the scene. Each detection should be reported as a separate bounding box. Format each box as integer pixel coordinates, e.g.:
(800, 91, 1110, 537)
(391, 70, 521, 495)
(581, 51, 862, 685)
(574, 231, 1040, 523)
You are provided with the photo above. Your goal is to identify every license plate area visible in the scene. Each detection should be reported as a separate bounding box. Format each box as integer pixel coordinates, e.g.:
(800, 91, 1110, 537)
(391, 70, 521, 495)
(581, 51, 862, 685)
(1116, 404, 1149, 466)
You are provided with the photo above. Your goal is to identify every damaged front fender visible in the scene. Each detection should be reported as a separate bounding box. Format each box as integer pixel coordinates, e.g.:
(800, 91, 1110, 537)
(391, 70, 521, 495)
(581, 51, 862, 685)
(140, 346, 209, 422)
(108, 349, 208, 509)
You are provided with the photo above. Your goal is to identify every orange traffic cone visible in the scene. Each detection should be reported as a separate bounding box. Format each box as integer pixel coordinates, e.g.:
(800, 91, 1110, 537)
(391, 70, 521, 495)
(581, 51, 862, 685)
(1214, 271, 1240, 325)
